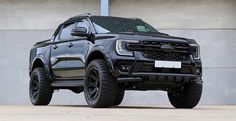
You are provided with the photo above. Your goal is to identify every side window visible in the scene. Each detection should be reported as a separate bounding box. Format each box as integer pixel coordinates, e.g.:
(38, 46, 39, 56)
(52, 25, 62, 42)
(76, 19, 90, 32)
(59, 23, 75, 41)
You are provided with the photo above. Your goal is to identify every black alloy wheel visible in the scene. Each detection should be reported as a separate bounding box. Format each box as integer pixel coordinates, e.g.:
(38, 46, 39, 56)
(29, 67, 53, 105)
(30, 74, 40, 102)
(84, 59, 118, 108)
(86, 67, 101, 102)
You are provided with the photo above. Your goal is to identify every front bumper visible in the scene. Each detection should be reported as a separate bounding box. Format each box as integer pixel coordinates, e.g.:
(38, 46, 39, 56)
(110, 51, 202, 83)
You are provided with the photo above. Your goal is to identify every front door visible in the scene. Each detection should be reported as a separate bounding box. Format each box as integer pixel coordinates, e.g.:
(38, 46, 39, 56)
(50, 22, 76, 79)
(65, 19, 91, 79)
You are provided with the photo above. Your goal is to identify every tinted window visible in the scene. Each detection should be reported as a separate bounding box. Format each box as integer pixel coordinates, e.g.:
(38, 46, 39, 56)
(76, 19, 90, 31)
(60, 23, 75, 40)
(90, 16, 158, 34)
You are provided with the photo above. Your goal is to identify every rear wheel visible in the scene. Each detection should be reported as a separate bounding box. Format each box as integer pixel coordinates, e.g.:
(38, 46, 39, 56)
(84, 59, 118, 108)
(168, 82, 202, 108)
(29, 67, 53, 105)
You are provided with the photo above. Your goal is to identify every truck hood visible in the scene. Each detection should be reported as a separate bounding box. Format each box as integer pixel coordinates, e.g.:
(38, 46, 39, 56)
(95, 32, 189, 43)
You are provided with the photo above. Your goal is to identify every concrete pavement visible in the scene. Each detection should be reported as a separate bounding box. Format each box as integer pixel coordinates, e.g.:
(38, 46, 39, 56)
(0, 105, 235, 121)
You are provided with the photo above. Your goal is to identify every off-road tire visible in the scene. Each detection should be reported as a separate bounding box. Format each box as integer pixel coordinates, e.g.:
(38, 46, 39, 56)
(29, 67, 53, 105)
(113, 88, 125, 106)
(168, 82, 202, 108)
(84, 59, 118, 108)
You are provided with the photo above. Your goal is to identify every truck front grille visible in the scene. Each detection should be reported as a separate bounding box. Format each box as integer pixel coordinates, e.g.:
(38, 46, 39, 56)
(126, 40, 190, 61)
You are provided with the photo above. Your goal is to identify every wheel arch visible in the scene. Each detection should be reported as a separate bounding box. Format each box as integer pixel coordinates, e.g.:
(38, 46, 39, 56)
(30, 56, 48, 75)
(86, 47, 114, 72)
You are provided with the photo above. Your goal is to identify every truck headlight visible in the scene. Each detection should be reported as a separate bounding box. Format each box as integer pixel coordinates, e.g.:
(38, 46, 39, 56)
(116, 40, 139, 56)
(190, 44, 200, 59)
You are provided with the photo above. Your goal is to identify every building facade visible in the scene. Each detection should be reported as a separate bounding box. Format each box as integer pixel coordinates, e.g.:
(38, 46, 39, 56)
(0, 0, 236, 105)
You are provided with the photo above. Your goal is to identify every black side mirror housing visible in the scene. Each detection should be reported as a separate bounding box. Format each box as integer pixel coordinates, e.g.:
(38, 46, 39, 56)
(71, 27, 88, 37)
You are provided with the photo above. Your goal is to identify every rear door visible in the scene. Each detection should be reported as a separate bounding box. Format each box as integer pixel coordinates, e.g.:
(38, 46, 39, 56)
(50, 22, 76, 79)
(64, 19, 91, 79)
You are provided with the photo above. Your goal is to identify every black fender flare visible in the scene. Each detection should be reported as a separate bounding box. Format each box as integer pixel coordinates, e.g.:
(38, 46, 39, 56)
(85, 45, 114, 72)
(30, 54, 50, 76)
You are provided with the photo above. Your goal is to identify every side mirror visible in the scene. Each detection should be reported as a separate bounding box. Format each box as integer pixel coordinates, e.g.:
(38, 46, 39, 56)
(71, 27, 88, 37)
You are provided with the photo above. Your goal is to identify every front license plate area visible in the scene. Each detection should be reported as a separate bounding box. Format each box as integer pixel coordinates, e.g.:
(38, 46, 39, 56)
(154, 61, 181, 69)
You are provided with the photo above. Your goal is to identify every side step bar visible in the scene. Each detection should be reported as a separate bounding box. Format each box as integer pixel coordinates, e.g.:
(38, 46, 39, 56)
(51, 80, 84, 87)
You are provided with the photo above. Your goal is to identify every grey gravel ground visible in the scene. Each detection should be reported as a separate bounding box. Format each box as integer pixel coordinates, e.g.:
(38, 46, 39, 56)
(0, 105, 235, 121)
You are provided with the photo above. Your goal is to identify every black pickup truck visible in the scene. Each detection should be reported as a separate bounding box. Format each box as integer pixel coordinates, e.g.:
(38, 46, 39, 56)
(29, 14, 202, 108)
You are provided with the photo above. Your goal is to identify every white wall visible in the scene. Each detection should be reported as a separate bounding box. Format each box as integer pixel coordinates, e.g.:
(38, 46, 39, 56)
(0, 0, 236, 105)
(0, 0, 100, 29)
(111, 0, 236, 29)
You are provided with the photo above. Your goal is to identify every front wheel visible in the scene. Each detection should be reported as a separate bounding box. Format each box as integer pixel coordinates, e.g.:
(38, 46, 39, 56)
(168, 82, 202, 108)
(84, 59, 118, 108)
(113, 88, 125, 106)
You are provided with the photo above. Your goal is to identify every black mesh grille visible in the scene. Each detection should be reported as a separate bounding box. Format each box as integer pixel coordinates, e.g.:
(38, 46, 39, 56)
(126, 41, 190, 61)
(143, 51, 189, 61)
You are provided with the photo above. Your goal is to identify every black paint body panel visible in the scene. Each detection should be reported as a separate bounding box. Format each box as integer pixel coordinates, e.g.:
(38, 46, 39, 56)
(29, 15, 202, 91)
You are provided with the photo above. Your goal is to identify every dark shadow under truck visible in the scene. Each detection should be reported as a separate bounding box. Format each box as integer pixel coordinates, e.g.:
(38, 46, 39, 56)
(29, 14, 202, 108)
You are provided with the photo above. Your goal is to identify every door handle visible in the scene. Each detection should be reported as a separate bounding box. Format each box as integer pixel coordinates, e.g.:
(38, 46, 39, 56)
(53, 45, 58, 49)
(68, 43, 73, 48)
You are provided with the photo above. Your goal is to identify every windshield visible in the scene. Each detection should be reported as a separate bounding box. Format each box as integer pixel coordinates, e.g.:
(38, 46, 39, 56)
(90, 16, 158, 34)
